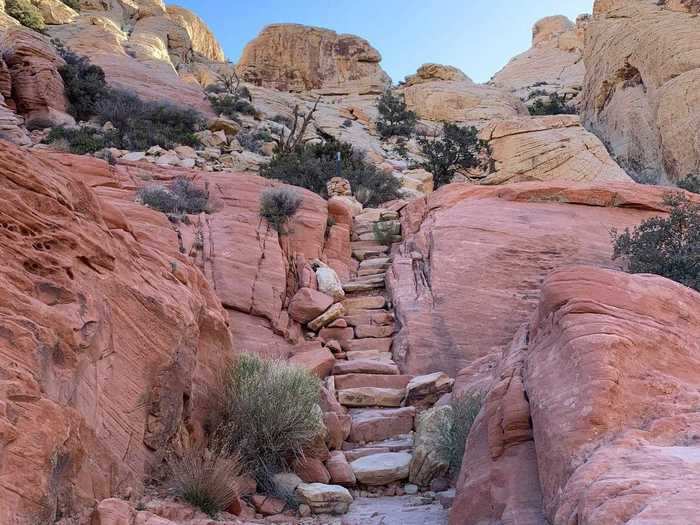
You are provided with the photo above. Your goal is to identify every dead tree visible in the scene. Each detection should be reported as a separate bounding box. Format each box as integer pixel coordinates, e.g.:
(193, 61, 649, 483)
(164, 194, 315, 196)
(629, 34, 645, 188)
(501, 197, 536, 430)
(273, 97, 321, 154)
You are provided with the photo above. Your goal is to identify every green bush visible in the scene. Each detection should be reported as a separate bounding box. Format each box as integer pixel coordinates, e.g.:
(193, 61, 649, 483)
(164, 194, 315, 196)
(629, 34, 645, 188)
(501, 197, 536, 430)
(678, 174, 700, 194)
(5, 0, 45, 31)
(435, 393, 482, 477)
(419, 123, 488, 188)
(376, 90, 417, 139)
(612, 193, 700, 291)
(167, 446, 242, 517)
(55, 44, 109, 122)
(137, 177, 210, 215)
(528, 93, 576, 116)
(45, 126, 116, 155)
(209, 94, 256, 118)
(211, 354, 323, 488)
(260, 140, 401, 208)
(260, 187, 302, 234)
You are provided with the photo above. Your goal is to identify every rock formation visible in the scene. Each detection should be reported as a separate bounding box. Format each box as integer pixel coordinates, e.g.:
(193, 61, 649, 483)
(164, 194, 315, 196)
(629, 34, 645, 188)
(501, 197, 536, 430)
(582, 0, 700, 182)
(0, 142, 233, 523)
(400, 65, 527, 125)
(237, 24, 391, 95)
(479, 115, 631, 184)
(492, 15, 587, 103)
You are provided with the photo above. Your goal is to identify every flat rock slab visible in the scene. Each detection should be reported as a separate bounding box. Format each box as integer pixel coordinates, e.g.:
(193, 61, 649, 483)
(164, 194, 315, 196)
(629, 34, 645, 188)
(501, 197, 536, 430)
(344, 311, 395, 327)
(333, 360, 400, 376)
(343, 496, 448, 525)
(359, 257, 392, 270)
(345, 350, 394, 362)
(351, 452, 412, 485)
(355, 324, 395, 339)
(342, 296, 387, 312)
(349, 407, 416, 443)
(296, 483, 353, 515)
(338, 387, 405, 408)
(289, 348, 336, 379)
(342, 337, 393, 353)
(344, 279, 386, 293)
(334, 374, 413, 390)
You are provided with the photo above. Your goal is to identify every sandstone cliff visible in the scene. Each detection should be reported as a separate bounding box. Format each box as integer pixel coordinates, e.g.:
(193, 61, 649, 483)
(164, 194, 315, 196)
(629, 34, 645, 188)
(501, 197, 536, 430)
(582, 0, 700, 182)
(237, 24, 391, 95)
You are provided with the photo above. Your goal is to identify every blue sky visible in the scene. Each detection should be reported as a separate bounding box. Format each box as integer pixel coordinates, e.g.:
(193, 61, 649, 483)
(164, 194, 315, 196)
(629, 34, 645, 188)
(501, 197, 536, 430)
(174, 1, 593, 83)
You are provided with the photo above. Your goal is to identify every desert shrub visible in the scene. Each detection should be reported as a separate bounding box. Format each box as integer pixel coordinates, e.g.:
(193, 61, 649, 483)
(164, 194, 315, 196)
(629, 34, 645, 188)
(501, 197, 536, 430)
(209, 94, 256, 118)
(271, 114, 293, 128)
(528, 93, 576, 116)
(138, 177, 209, 215)
(94, 89, 203, 150)
(678, 174, 700, 194)
(25, 117, 56, 131)
(45, 126, 116, 154)
(260, 140, 401, 208)
(55, 44, 108, 122)
(259, 187, 303, 234)
(237, 129, 272, 153)
(612, 193, 700, 291)
(373, 221, 398, 245)
(167, 446, 242, 517)
(435, 393, 482, 477)
(211, 354, 323, 488)
(5, 0, 45, 31)
(341, 119, 353, 128)
(419, 123, 488, 188)
(376, 90, 417, 139)
(59, 0, 80, 11)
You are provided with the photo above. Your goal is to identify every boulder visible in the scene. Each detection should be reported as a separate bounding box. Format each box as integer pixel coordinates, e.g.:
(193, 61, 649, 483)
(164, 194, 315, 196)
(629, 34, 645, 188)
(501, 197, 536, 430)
(326, 451, 356, 486)
(289, 348, 336, 379)
(351, 452, 412, 485)
(289, 287, 334, 324)
(333, 360, 400, 376)
(251, 494, 286, 516)
(404, 63, 470, 86)
(338, 387, 405, 408)
(323, 412, 352, 450)
(348, 407, 416, 443)
(308, 303, 346, 332)
(405, 372, 455, 410)
(295, 483, 353, 515)
(293, 457, 331, 484)
(316, 265, 346, 301)
(237, 24, 391, 94)
(410, 406, 451, 486)
(208, 117, 241, 136)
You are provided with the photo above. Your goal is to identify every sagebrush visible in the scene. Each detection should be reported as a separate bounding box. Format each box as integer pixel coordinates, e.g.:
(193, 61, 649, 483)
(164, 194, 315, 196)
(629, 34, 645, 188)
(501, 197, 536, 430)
(678, 174, 700, 194)
(259, 187, 303, 234)
(210, 354, 323, 488)
(435, 393, 482, 477)
(167, 446, 242, 517)
(612, 193, 700, 291)
(260, 140, 401, 207)
(528, 93, 576, 116)
(138, 177, 209, 215)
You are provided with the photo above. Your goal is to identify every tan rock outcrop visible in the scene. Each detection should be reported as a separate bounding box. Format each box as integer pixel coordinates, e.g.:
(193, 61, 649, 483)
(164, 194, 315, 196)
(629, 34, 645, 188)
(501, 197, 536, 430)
(166, 5, 225, 62)
(0, 142, 233, 524)
(404, 63, 470, 86)
(582, 0, 700, 182)
(480, 115, 631, 184)
(492, 15, 586, 102)
(237, 24, 391, 94)
(400, 75, 527, 125)
(32, 0, 79, 25)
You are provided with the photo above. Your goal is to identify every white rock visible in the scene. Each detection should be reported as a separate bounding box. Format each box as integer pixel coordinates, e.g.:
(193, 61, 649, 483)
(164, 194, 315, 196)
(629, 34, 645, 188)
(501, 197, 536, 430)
(122, 151, 146, 162)
(316, 266, 345, 301)
(296, 483, 353, 515)
(178, 158, 196, 169)
(155, 153, 180, 166)
(351, 452, 412, 485)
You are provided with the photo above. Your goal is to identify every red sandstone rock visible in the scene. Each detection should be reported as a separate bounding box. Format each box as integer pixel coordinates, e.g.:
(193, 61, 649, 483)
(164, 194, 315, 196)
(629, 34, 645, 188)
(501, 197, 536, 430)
(293, 456, 332, 484)
(0, 142, 232, 524)
(333, 360, 400, 376)
(334, 374, 413, 390)
(288, 287, 334, 324)
(326, 451, 357, 486)
(324, 412, 352, 450)
(348, 407, 416, 443)
(289, 348, 336, 378)
(252, 494, 286, 515)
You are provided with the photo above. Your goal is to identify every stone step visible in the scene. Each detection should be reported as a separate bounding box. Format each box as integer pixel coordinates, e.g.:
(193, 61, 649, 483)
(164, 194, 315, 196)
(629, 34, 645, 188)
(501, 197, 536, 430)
(342, 337, 393, 354)
(343, 279, 386, 293)
(333, 360, 400, 376)
(345, 351, 394, 362)
(342, 296, 387, 313)
(344, 311, 394, 328)
(357, 268, 387, 277)
(334, 374, 413, 391)
(337, 387, 405, 408)
(351, 241, 390, 261)
(348, 407, 416, 443)
(354, 324, 395, 339)
(351, 452, 412, 486)
(342, 435, 414, 462)
(358, 257, 392, 271)
(354, 209, 400, 223)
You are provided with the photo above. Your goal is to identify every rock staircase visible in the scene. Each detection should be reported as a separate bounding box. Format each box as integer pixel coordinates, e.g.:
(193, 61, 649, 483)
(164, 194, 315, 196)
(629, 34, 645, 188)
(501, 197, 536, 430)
(323, 207, 451, 523)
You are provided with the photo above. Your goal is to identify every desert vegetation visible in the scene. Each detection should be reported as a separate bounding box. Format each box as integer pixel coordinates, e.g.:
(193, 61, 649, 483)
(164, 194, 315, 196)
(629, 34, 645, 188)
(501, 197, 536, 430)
(208, 354, 323, 490)
(678, 174, 700, 194)
(612, 193, 700, 291)
(260, 139, 401, 207)
(418, 123, 489, 188)
(137, 177, 210, 216)
(435, 393, 482, 478)
(259, 187, 303, 234)
(376, 89, 417, 139)
(527, 92, 576, 116)
(207, 67, 256, 119)
(5, 0, 45, 31)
